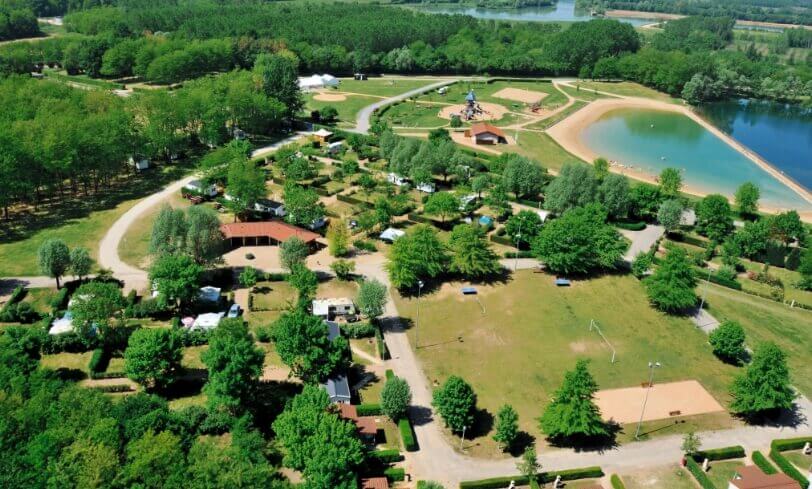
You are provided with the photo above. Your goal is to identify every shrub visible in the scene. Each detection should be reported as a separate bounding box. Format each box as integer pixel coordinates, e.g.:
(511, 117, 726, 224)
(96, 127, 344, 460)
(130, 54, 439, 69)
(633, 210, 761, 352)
(356, 403, 382, 416)
(125, 289, 138, 307)
(0, 302, 41, 323)
(384, 467, 406, 482)
(180, 329, 211, 346)
(353, 239, 378, 253)
(368, 449, 402, 464)
(89, 384, 135, 393)
(1, 286, 26, 312)
(752, 450, 777, 475)
(399, 417, 418, 452)
(614, 221, 647, 231)
(41, 331, 97, 354)
(255, 326, 272, 343)
(341, 321, 376, 338)
(769, 447, 808, 487)
(539, 467, 604, 483)
(459, 467, 604, 489)
(685, 456, 715, 489)
(459, 475, 529, 489)
(126, 298, 166, 318)
(90, 370, 126, 380)
(375, 327, 389, 360)
(264, 272, 290, 281)
(49, 287, 70, 311)
(610, 474, 626, 489)
(693, 445, 745, 461)
(88, 347, 110, 373)
(771, 437, 812, 451)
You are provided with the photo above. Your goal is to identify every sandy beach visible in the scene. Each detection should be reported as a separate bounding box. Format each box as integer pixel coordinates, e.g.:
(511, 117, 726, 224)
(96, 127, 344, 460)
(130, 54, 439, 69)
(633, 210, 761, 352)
(606, 9, 812, 31)
(546, 97, 812, 219)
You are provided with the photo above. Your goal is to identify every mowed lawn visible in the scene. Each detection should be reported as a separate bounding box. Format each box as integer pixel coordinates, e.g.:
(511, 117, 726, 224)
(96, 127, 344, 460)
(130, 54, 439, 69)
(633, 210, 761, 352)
(304, 93, 380, 128)
(393, 272, 739, 439)
(515, 132, 584, 172)
(118, 192, 190, 269)
(337, 78, 442, 97)
(575, 81, 681, 104)
(704, 283, 812, 398)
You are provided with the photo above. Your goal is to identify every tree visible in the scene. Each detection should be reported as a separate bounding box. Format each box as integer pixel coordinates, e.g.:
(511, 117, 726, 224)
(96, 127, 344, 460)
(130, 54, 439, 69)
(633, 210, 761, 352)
(239, 266, 259, 288)
(593, 157, 609, 180)
(69, 281, 125, 334)
(539, 360, 607, 443)
(505, 210, 543, 249)
(644, 246, 697, 313)
(38, 238, 71, 288)
(125, 328, 183, 391)
(272, 308, 348, 383)
(797, 247, 812, 290)
(730, 342, 795, 418)
(149, 254, 203, 308)
(770, 211, 805, 248)
(356, 278, 387, 320)
(119, 430, 186, 489)
(471, 174, 490, 199)
(544, 162, 597, 214)
(280, 237, 309, 271)
(283, 184, 324, 228)
(485, 184, 511, 217)
(502, 155, 546, 199)
(185, 206, 224, 265)
(516, 446, 540, 485)
(432, 375, 476, 434)
(734, 220, 772, 259)
(0, 326, 41, 390)
(327, 218, 350, 257)
(387, 224, 447, 289)
(448, 224, 501, 279)
(319, 105, 338, 123)
(374, 197, 393, 230)
(657, 199, 684, 233)
(69, 247, 92, 280)
(709, 320, 746, 364)
(631, 251, 653, 278)
(424, 192, 459, 223)
(202, 318, 264, 414)
(381, 375, 412, 421)
(532, 204, 626, 275)
(253, 53, 302, 119)
(330, 259, 355, 280)
(681, 432, 702, 457)
(226, 158, 265, 220)
(630, 184, 663, 221)
(598, 173, 631, 219)
(735, 182, 760, 216)
(696, 194, 733, 242)
(149, 205, 187, 257)
(658, 167, 682, 197)
(493, 404, 519, 452)
(287, 263, 318, 306)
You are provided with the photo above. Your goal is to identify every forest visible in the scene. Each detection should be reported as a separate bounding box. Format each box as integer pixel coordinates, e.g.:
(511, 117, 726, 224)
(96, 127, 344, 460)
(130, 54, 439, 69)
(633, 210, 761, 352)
(0, 3, 39, 40)
(580, 0, 812, 25)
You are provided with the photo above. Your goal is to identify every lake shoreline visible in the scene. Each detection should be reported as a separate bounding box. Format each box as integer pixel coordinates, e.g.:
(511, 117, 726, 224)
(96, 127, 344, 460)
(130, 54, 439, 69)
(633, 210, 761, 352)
(546, 97, 812, 220)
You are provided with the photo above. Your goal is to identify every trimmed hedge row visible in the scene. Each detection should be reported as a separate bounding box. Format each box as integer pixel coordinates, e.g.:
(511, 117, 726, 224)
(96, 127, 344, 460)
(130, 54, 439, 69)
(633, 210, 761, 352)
(770, 438, 812, 488)
(772, 436, 812, 451)
(752, 450, 778, 475)
(49, 287, 70, 311)
(90, 370, 126, 380)
(693, 445, 745, 461)
(399, 417, 418, 452)
(613, 221, 647, 231)
(368, 449, 402, 464)
(490, 234, 516, 247)
(695, 268, 742, 290)
(337, 193, 371, 208)
(384, 467, 406, 482)
(87, 347, 110, 373)
(459, 466, 604, 489)
(1, 286, 26, 313)
(356, 403, 382, 416)
(504, 251, 534, 259)
(610, 474, 626, 489)
(341, 321, 376, 339)
(385, 369, 395, 381)
(90, 384, 135, 393)
(375, 327, 389, 360)
(685, 457, 715, 489)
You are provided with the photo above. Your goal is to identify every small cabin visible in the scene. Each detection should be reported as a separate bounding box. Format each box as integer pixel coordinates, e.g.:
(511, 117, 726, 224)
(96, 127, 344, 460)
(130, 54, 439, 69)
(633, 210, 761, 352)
(468, 123, 507, 145)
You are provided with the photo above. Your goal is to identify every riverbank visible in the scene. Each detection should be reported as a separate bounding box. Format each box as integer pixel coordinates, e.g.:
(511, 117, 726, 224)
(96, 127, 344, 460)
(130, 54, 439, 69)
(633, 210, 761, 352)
(606, 9, 812, 31)
(546, 97, 812, 219)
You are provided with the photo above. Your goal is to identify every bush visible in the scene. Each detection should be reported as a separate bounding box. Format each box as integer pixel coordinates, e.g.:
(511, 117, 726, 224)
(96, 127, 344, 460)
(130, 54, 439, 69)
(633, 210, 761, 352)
(341, 321, 376, 338)
(693, 445, 745, 461)
(685, 457, 715, 489)
(90, 370, 126, 379)
(89, 384, 135, 393)
(87, 347, 110, 373)
(356, 403, 382, 416)
(384, 467, 406, 482)
(613, 221, 647, 231)
(375, 327, 389, 360)
(41, 331, 97, 354)
(769, 447, 809, 487)
(539, 467, 604, 483)
(752, 451, 777, 475)
(459, 467, 604, 489)
(503, 250, 534, 259)
(368, 449, 403, 464)
(460, 475, 529, 489)
(126, 298, 166, 318)
(255, 326, 272, 343)
(771, 437, 812, 451)
(0, 302, 41, 323)
(353, 239, 378, 253)
(180, 329, 211, 346)
(1, 286, 26, 313)
(49, 287, 70, 311)
(610, 474, 626, 489)
(399, 417, 418, 452)
(125, 289, 138, 307)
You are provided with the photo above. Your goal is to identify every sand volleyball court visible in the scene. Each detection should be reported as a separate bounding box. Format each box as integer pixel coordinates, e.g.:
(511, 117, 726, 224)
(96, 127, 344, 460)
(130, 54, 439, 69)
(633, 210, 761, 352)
(594, 380, 724, 424)
(493, 87, 548, 104)
(313, 92, 347, 102)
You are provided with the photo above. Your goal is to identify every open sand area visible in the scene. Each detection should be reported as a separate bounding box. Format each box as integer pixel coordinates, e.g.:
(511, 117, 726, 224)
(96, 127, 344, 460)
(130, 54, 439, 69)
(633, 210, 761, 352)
(438, 102, 510, 121)
(546, 96, 812, 218)
(595, 380, 725, 424)
(493, 87, 548, 104)
(313, 92, 347, 102)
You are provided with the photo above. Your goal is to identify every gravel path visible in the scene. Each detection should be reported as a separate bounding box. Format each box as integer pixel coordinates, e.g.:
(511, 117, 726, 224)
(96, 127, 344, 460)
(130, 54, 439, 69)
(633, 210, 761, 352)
(351, 79, 458, 134)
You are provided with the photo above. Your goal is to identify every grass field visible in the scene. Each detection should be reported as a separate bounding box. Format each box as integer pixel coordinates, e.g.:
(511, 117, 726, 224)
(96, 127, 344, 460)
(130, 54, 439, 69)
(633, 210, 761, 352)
(704, 283, 812, 398)
(514, 132, 584, 172)
(337, 78, 440, 97)
(438, 80, 568, 108)
(118, 192, 190, 269)
(40, 351, 93, 374)
(621, 464, 697, 489)
(252, 282, 298, 311)
(382, 101, 449, 128)
(783, 450, 812, 471)
(392, 272, 739, 450)
(23, 287, 57, 314)
(556, 84, 610, 102)
(524, 100, 589, 131)
(575, 81, 681, 104)
(304, 93, 380, 128)
(706, 460, 745, 488)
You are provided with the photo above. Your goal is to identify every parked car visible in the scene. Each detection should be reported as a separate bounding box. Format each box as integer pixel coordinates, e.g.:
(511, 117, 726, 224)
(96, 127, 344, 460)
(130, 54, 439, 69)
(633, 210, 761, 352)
(227, 303, 242, 318)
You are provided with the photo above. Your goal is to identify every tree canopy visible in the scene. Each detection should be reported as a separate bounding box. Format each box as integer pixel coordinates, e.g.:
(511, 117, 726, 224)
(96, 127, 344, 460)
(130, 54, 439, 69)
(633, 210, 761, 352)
(125, 327, 183, 391)
(201, 318, 264, 414)
(730, 342, 796, 418)
(644, 246, 697, 313)
(387, 224, 447, 289)
(432, 375, 477, 434)
(539, 360, 607, 444)
(272, 308, 349, 383)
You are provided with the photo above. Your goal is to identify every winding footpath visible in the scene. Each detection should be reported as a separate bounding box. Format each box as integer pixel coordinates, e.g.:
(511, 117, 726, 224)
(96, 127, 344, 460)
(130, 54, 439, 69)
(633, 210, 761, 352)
(351, 79, 458, 134)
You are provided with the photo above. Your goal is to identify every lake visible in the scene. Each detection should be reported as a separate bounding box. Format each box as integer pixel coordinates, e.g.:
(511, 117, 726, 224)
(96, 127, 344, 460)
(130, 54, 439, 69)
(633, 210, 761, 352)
(580, 108, 812, 211)
(411, 0, 653, 26)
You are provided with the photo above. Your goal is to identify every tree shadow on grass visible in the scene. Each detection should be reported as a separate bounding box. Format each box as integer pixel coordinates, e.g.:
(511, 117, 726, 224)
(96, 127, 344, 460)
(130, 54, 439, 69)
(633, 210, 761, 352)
(544, 421, 621, 453)
(468, 407, 494, 439)
(734, 405, 807, 429)
(507, 431, 536, 456)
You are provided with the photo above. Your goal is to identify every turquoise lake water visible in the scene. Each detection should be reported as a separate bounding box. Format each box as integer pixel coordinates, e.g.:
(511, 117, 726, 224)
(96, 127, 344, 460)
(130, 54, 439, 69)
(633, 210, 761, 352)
(412, 0, 652, 25)
(580, 109, 812, 211)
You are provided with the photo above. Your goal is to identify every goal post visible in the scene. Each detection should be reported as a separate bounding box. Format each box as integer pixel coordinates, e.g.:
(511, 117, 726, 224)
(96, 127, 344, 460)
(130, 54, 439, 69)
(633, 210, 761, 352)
(589, 319, 617, 364)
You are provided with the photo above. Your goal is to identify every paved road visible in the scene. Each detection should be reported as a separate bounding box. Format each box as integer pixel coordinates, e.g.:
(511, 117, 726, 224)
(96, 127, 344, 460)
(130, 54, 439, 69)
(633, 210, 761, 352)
(351, 79, 458, 134)
(619, 224, 665, 262)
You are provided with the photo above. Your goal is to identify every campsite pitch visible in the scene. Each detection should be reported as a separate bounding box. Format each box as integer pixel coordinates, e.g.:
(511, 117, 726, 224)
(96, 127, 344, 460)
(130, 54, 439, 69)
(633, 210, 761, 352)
(594, 380, 725, 424)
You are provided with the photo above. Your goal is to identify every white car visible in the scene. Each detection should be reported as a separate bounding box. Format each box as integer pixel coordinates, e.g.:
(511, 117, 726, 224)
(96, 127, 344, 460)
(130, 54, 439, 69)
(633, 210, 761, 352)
(227, 303, 242, 318)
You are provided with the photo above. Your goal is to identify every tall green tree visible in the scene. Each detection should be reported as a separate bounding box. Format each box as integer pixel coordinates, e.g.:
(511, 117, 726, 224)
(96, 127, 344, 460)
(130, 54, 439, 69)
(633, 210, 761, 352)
(381, 375, 412, 421)
(125, 328, 183, 391)
(387, 224, 447, 289)
(657, 199, 684, 233)
(539, 360, 607, 443)
(501, 154, 546, 199)
(272, 308, 348, 383)
(730, 342, 795, 418)
(185, 206, 224, 265)
(505, 210, 543, 249)
(544, 162, 597, 214)
(424, 192, 459, 223)
(149, 205, 187, 257)
(327, 218, 350, 257)
(516, 446, 540, 485)
(658, 167, 682, 197)
(708, 320, 746, 364)
(69, 281, 125, 335)
(770, 211, 805, 248)
(202, 318, 264, 414)
(493, 404, 519, 452)
(253, 53, 302, 119)
(38, 238, 71, 288)
(287, 263, 318, 307)
(696, 194, 733, 242)
(644, 246, 697, 313)
(69, 247, 93, 280)
(735, 182, 760, 216)
(448, 224, 501, 279)
(118, 430, 187, 489)
(432, 375, 476, 434)
(226, 158, 265, 221)
(280, 236, 309, 271)
(149, 254, 204, 308)
(283, 184, 324, 228)
(598, 173, 631, 219)
(356, 278, 387, 320)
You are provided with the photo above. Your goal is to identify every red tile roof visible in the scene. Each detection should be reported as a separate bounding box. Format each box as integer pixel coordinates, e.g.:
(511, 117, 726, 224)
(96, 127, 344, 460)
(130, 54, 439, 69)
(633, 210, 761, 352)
(337, 403, 358, 420)
(220, 221, 320, 243)
(361, 477, 390, 489)
(355, 416, 378, 437)
(470, 123, 506, 138)
(730, 466, 801, 489)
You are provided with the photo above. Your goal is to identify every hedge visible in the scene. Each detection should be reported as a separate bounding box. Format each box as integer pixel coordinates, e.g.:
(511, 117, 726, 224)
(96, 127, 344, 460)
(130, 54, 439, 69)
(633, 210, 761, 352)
(752, 450, 778, 475)
(89, 384, 135, 393)
(539, 467, 604, 483)
(87, 347, 110, 373)
(375, 327, 389, 360)
(356, 403, 382, 416)
(685, 456, 716, 489)
(504, 251, 534, 259)
(341, 321, 376, 338)
(384, 467, 406, 482)
(399, 417, 418, 452)
(693, 445, 745, 461)
(610, 474, 626, 489)
(490, 234, 516, 247)
(1, 286, 26, 313)
(90, 370, 126, 380)
(459, 467, 604, 489)
(772, 436, 812, 451)
(770, 437, 812, 488)
(367, 449, 402, 464)
(49, 287, 70, 311)
(614, 221, 647, 231)
(337, 193, 371, 207)
(385, 369, 395, 380)
(459, 474, 529, 489)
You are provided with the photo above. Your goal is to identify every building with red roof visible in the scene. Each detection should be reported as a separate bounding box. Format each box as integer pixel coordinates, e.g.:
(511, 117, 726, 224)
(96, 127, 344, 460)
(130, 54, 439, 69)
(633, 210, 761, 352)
(220, 221, 321, 249)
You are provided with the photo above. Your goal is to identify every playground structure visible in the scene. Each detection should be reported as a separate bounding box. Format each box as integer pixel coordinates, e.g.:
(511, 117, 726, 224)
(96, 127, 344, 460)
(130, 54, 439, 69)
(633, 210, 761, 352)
(457, 89, 492, 121)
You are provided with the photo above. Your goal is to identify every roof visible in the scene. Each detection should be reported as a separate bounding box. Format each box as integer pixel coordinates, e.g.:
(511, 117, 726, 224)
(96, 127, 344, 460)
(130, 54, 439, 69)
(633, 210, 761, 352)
(255, 198, 284, 209)
(730, 466, 801, 489)
(220, 221, 320, 243)
(325, 374, 351, 402)
(361, 477, 390, 489)
(313, 298, 355, 317)
(191, 312, 224, 331)
(380, 228, 405, 242)
(337, 403, 358, 419)
(470, 123, 506, 138)
(355, 416, 377, 437)
(314, 128, 333, 137)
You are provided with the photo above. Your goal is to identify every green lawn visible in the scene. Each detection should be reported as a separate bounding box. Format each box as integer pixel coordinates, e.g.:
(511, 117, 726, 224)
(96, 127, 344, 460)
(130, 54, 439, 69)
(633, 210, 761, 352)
(182, 345, 208, 370)
(434, 80, 567, 108)
(706, 460, 745, 488)
(304, 93, 380, 128)
(251, 282, 298, 311)
(337, 78, 440, 98)
(704, 283, 812, 398)
(524, 100, 589, 131)
(556, 84, 610, 101)
(382, 101, 448, 128)
(783, 450, 812, 471)
(393, 272, 739, 450)
(514, 132, 584, 172)
(709, 255, 812, 305)
(40, 351, 92, 374)
(621, 465, 697, 489)
(118, 192, 190, 269)
(23, 287, 57, 315)
(575, 81, 681, 104)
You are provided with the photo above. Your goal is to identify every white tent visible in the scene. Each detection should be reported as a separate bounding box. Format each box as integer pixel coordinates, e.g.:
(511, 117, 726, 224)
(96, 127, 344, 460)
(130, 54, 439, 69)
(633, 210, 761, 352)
(49, 312, 75, 335)
(298, 74, 340, 90)
(380, 228, 405, 243)
(320, 74, 339, 87)
(190, 312, 225, 331)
